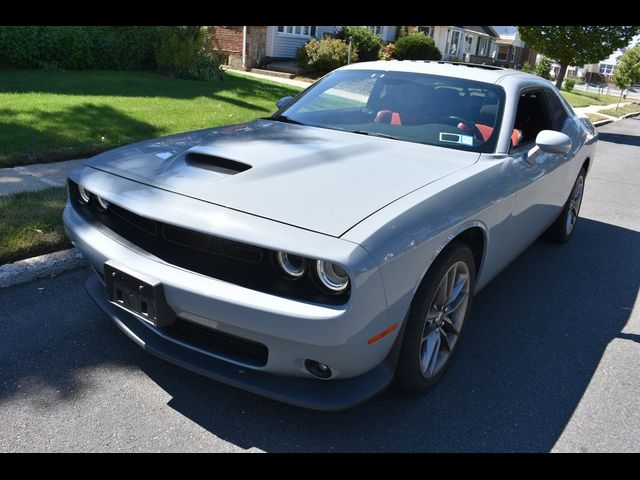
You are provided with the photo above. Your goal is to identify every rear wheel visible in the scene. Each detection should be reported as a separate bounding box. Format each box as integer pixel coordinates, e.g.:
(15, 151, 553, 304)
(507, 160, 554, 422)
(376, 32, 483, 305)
(395, 241, 476, 393)
(545, 168, 586, 243)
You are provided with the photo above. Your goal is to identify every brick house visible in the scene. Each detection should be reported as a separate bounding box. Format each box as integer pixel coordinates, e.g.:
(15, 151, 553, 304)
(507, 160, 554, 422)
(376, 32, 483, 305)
(210, 26, 397, 70)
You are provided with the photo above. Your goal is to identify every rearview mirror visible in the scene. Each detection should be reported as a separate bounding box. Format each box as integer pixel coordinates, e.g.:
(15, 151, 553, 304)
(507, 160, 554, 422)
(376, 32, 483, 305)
(276, 96, 294, 109)
(535, 130, 572, 154)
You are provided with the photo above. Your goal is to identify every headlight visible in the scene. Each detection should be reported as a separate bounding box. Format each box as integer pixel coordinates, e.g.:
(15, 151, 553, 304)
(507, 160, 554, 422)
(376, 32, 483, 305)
(96, 196, 109, 210)
(276, 251, 307, 278)
(78, 185, 91, 204)
(316, 260, 350, 292)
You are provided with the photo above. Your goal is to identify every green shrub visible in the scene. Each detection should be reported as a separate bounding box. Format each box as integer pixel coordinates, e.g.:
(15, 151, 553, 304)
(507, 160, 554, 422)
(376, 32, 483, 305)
(394, 32, 441, 60)
(0, 26, 157, 70)
(564, 77, 576, 92)
(534, 57, 553, 80)
(154, 26, 222, 81)
(296, 38, 356, 73)
(335, 26, 382, 62)
(180, 54, 224, 81)
(521, 61, 532, 73)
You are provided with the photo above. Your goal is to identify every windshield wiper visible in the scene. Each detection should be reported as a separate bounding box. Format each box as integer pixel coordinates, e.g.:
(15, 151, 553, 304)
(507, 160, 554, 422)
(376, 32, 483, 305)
(268, 114, 305, 125)
(352, 130, 401, 141)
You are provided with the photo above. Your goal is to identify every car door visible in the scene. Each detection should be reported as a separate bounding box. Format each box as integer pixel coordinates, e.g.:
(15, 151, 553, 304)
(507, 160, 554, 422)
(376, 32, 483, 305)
(501, 87, 573, 261)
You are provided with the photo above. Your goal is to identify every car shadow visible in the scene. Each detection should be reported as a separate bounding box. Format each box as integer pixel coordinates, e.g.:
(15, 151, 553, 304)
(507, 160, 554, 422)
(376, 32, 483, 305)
(596, 131, 640, 147)
(133, 216, 638, 452)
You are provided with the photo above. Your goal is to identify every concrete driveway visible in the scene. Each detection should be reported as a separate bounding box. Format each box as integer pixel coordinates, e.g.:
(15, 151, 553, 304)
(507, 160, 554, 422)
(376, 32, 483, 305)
(0, 118, 638, 452)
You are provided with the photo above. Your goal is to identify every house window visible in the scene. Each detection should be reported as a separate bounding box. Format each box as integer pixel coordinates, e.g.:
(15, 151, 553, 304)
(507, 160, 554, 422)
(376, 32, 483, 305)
(599, 63, 614, 75)
(277, 26, 317, 37)
(417, 26, 433, 37)
(464, 35, 473, 54)
(446, 30, 462, 56)
(477, 37, 487, 56)
(368, 26, 383, 36)
(497, 46, 509, 61)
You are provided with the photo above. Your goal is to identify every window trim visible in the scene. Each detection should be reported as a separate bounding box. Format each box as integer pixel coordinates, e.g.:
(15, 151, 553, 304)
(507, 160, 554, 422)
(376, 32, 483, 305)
(277, 26, 317, 38)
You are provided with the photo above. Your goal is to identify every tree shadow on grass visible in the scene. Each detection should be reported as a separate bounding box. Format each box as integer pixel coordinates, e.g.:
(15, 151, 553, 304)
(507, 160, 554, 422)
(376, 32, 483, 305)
(0, 103, 160, 164)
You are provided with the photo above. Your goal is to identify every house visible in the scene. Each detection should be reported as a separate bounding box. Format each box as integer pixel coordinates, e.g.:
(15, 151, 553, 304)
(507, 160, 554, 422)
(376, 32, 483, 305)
(582, 35, 640, 84)
(415, 26, 499, 63)
(210, 26, 397, 70)
(492, 26, 537, 69)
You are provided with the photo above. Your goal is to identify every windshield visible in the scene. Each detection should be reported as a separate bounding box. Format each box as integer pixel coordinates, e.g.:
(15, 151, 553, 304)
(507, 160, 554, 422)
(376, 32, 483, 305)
(277, 69, 506, 153)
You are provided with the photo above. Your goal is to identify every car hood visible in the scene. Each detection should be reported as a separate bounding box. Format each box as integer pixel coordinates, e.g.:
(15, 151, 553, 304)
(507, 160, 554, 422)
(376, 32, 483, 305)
(86, 120, 479, 237)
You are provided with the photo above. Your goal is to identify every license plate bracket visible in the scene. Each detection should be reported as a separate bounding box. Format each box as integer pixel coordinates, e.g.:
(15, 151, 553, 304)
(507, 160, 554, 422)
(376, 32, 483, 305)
(104, 260, 174, 327)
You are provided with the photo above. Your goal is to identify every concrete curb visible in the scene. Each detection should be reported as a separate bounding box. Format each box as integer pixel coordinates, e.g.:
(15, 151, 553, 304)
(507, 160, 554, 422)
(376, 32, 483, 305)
(0, 248, 87, 289)
(593, 110, 640, 127)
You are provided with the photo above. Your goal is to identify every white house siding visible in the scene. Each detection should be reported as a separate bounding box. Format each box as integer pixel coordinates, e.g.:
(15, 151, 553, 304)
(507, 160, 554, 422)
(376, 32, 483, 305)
(432, 27, 495, 60)
(266, 26, 336, 58)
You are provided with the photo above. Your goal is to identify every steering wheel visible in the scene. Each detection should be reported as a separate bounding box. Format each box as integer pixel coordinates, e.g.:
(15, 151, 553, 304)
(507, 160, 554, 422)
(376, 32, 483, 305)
(438, 115, 484, 141)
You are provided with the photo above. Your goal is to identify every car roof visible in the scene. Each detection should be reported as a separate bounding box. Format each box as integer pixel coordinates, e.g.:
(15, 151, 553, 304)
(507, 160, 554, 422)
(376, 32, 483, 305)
(338, 60, 534, 85)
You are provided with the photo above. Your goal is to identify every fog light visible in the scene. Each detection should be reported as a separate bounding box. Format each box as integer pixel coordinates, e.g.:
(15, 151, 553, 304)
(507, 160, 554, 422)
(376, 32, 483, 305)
(305, 359, 332, 379)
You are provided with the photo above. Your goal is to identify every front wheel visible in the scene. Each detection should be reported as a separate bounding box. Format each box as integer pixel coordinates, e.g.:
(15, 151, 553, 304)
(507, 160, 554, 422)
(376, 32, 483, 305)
(545, 168, 586, 243)
(395, 241, 476, 393)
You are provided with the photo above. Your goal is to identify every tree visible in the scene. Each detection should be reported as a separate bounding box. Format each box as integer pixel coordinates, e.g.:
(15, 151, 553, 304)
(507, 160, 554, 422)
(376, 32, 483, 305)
(394, 32, 441, 60)
(517, 26, 639, 89)
(534, 57, 552, 80)
(612, 44, 640, 109)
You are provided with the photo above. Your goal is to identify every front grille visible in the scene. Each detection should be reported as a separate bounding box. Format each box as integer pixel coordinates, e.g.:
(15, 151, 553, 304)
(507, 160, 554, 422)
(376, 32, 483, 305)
(164, 318, 268, 367)
(69, 180, 349, 305)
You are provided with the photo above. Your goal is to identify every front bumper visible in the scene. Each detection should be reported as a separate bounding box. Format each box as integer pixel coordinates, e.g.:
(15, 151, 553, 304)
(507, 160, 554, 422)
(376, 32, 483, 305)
(63, 167, 403, 409)
(85, 273, 397, 410)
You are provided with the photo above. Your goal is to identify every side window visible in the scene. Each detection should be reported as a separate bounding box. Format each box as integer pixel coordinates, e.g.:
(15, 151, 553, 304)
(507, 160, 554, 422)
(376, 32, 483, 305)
(513, 90, 554, 147)
(544, 89, 569, 131)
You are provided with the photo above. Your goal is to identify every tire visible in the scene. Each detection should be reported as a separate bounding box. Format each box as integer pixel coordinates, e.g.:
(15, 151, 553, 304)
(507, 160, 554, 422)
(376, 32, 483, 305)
(395, 240, 476, 393)
(545, 168, 586, 244)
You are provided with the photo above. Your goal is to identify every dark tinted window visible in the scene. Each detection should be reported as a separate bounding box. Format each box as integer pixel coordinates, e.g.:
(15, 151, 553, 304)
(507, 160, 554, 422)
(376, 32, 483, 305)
(544, 89, 569, 130)
(513, 90, 554, 146)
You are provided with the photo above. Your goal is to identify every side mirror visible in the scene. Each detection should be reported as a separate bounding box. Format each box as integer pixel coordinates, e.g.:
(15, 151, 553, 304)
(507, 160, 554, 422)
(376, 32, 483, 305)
(535, 130, 572, 154)
(276, 96, 294, 109)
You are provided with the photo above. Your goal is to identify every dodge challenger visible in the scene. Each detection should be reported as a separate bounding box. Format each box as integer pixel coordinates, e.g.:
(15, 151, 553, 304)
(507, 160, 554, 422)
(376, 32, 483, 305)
(64, 61, 598, 409)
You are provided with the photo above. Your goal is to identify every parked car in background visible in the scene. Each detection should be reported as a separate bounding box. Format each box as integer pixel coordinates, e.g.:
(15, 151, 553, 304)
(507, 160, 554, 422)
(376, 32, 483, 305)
(64, 61, 598, 409)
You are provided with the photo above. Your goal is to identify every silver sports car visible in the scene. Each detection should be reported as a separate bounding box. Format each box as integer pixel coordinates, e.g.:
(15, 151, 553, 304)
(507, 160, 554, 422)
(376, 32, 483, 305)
(64, 61, 598, 409)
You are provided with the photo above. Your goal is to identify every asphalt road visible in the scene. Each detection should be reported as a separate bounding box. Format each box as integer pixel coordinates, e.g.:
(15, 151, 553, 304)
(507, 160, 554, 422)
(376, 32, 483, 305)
(1, 118, 639, 452)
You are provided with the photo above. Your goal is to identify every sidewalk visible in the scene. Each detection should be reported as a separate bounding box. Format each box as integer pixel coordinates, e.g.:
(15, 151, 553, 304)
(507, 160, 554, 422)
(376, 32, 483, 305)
(229, 69, 313, 89)
(573, 101, 630, 121)
(0, 158, 84, 196)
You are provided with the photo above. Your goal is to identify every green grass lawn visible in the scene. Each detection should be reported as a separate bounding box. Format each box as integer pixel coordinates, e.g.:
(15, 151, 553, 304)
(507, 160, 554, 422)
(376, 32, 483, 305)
(599, 103, 640, 118)
(0, 187, 70, 265)
(561, 89, 621, 108)
(0, 70, 303, 166)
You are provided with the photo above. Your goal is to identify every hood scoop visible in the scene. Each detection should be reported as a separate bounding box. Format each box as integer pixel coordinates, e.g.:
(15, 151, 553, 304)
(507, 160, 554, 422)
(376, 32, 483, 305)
(185, 151, 252, 175)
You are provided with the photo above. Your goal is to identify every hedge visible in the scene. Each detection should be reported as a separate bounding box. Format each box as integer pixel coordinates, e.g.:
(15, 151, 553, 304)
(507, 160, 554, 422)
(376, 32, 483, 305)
(0, 26, 223, 81)
(0, 26, 158, 70)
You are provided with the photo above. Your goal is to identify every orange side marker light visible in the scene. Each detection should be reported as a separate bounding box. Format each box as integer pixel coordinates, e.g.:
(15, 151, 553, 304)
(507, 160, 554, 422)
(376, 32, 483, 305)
(367, 323, 398, 345)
